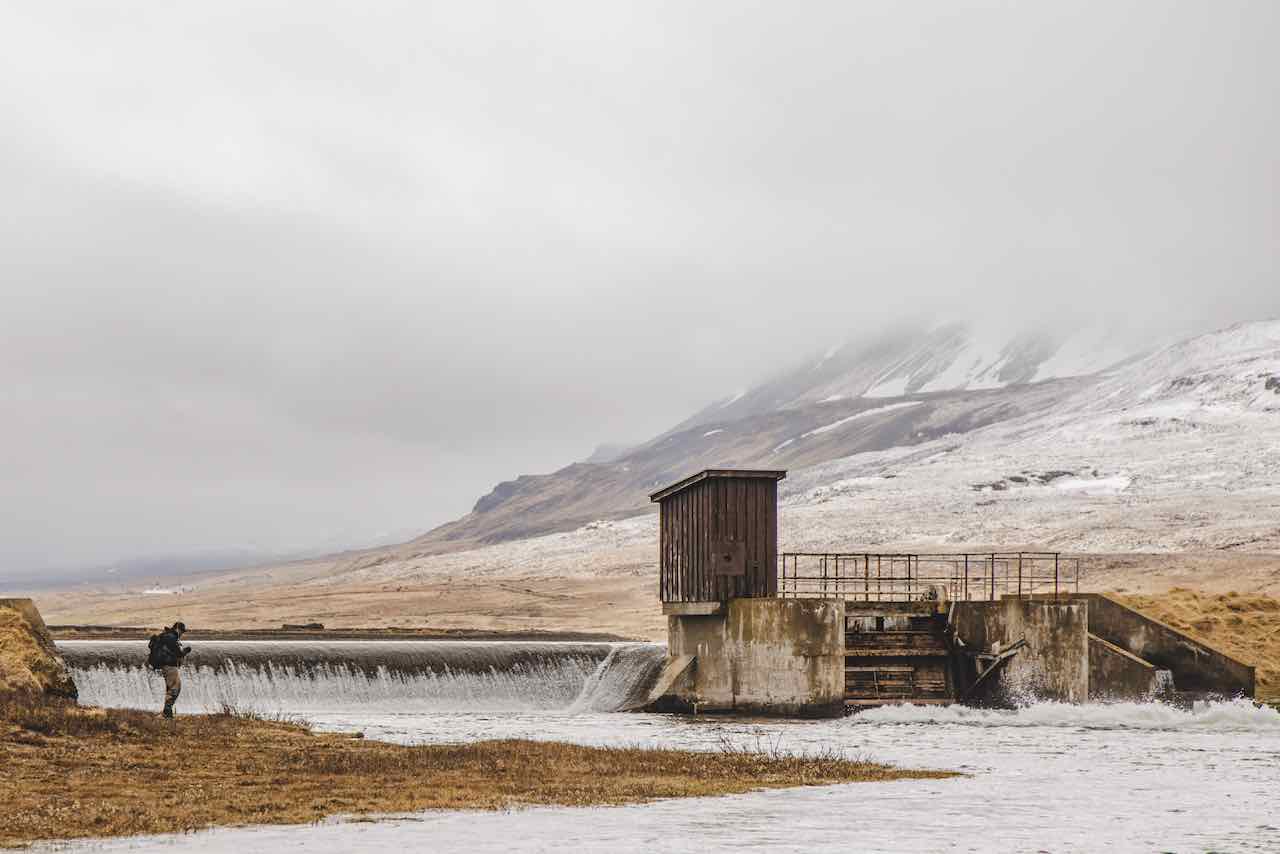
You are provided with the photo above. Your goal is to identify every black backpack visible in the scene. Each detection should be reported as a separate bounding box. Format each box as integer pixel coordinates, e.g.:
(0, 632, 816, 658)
(146, 634, 166, 670)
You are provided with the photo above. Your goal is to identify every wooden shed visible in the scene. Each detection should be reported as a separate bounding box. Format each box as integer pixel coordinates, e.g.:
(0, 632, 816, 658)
(650, 469, 786, 604)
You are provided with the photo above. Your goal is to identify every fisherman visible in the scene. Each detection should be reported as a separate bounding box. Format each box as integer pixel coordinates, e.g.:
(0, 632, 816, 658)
(147, 622, 192, 718)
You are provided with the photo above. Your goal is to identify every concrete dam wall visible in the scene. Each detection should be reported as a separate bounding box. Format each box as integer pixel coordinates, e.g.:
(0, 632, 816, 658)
(60, 640, 666, 715)
(653, 594, 1255, 714)
(663, 599, 845, 717)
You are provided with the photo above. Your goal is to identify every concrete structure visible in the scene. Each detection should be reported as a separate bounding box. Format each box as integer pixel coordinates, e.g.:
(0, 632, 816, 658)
(1082, 593, 1254, 697)
(950, 598, 1090, 704)
(945, 594, 1253, 704)
(646, 468, 1257, 715)
(1089, 635, 1166, 702)
(658, 598, 845, 717)
(844, 600, 952, 706)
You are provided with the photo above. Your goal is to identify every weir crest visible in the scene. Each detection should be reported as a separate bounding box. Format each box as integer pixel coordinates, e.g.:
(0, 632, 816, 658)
(59, 641, 667, 715)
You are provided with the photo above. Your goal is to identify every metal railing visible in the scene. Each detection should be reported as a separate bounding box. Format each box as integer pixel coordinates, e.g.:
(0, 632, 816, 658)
(777, 552, 1080, 601)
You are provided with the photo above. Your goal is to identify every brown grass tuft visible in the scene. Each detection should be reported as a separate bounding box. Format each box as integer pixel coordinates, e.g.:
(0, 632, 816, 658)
(0, 696, 954, 847)
(0, 606, 76, 698)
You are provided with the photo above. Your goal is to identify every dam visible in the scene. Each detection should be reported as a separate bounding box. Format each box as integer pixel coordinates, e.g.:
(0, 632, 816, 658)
(39, 608, 1280, 852)
(54, 471, 1256, 720)
(61, 641, 667, 715)
(644, 468, 1257, 715)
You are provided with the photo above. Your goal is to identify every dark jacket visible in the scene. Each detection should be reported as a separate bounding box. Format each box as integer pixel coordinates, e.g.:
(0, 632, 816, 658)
(153, 629, 190, 668)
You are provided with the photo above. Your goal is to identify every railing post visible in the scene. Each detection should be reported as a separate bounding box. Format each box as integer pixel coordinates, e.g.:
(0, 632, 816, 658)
(1018, 552, 1023, 598)
(964, 554, 969, 601)
(1054, 553, 1060, 601)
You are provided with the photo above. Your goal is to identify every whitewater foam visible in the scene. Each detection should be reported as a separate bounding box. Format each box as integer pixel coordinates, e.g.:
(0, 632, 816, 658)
(67, 642, 667, 715)
(849, 697, 1280, 732)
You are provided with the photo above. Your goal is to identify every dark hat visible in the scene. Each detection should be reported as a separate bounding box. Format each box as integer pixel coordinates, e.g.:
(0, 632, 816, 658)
(173, 621, 187, 633)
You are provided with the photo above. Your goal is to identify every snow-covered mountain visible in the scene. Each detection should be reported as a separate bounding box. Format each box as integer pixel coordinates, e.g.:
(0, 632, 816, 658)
(408, 319, 1189, 553)
(674, 321, 1143, 431)
(136, 319, 1280, 609)
(775, 319, 1280, 552)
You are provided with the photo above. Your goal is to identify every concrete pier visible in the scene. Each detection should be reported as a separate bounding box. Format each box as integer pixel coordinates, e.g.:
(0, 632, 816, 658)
(658, 598, 845, 717)
(645, 468, 1256, 714)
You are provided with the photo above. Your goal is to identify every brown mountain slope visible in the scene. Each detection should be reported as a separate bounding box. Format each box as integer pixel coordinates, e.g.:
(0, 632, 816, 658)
(414, 378, 1085, 554)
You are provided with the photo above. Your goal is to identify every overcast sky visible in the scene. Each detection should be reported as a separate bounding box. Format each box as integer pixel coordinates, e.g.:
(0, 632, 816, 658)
(2, 1, 1278, 576)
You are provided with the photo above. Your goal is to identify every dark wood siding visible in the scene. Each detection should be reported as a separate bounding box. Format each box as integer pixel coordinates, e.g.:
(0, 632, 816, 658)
(656, 473, 781, 602)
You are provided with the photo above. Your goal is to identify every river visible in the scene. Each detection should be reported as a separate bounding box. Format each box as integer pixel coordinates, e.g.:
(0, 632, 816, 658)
(50, 640, 1280, 853)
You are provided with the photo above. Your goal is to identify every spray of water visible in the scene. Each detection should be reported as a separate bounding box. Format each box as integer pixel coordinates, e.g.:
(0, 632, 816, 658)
(848, 697, 1280, 732)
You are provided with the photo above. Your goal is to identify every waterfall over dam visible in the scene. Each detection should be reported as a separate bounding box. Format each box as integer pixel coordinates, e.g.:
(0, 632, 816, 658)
(58, 640, 667, 715)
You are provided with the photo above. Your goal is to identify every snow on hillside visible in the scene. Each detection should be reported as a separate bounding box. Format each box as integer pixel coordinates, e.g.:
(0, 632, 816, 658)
(781, 319, 1280, 552)
(312, 320, 1280, 592)
(1032, 324, 1138, 382)
(800, 402, 923, 437)
(864, 322, 1136, 398)
(1086, 320, 1280, 413)
(865, 321, 1017, 396)
(680, 320, 1146, 429)
(315, 514, 658, 588)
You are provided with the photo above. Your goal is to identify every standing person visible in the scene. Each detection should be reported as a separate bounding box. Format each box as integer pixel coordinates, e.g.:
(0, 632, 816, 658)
(147, 622, 191, 718)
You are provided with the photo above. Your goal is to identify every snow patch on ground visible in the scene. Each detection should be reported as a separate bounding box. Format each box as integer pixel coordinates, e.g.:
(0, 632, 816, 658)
(916, 333, 1010, 394)
(802, 401, 923, 437)
(863, 374, 911, 398)
(718, 390, 745, 408)
(702, 429, 723, 437)
(1054, 476, 1131, 494)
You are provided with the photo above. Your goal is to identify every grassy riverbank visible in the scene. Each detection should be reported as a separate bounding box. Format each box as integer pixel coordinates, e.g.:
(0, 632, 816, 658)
(1116, 589, 1280, 700)
(0, 696, 955, 848)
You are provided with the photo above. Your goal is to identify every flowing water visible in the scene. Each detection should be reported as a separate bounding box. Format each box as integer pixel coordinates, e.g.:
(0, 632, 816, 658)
(53, 641, 1280, 853)
(61, 640, 658, 714)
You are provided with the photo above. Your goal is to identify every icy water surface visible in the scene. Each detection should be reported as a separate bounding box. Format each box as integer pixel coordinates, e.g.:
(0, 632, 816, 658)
(52, 642, 1280, 853)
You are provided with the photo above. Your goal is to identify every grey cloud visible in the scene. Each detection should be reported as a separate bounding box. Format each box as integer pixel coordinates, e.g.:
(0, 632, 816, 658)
(1, 1, 1277, 576)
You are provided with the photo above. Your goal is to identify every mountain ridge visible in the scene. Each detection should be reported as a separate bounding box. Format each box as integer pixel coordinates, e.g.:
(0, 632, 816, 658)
(407, 320, 1161, 555)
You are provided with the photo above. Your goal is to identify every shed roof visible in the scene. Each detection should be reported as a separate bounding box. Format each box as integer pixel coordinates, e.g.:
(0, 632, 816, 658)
(648, 468, 787, 503)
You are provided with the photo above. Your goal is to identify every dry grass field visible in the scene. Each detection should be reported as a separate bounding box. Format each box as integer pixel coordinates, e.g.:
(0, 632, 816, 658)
(0, 695, 953, 848)
(26, 549, 1280, 643)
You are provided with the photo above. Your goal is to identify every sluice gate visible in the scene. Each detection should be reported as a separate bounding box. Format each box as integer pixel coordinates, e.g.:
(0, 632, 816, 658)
(644, 468, 1257, 716)
(843, 602, 951, 707)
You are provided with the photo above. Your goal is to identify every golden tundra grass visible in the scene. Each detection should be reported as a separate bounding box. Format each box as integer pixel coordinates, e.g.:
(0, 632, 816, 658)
(0, 695, 955, 847)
